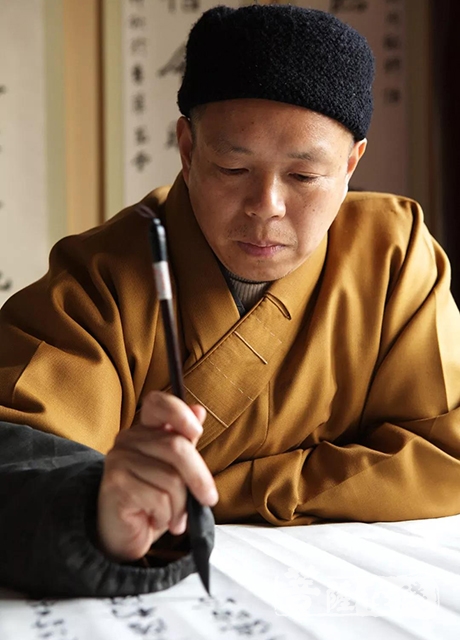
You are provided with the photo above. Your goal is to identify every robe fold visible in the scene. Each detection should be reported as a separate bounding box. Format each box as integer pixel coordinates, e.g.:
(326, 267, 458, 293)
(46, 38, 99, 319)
(1, 173, 460, 525)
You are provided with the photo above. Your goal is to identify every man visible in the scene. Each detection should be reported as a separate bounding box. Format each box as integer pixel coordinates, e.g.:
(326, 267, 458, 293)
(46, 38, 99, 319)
(1, 4, 460, 598)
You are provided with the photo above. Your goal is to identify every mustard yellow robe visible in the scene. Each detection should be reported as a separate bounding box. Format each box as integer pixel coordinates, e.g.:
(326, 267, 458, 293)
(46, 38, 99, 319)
(1, 174, 460, 526)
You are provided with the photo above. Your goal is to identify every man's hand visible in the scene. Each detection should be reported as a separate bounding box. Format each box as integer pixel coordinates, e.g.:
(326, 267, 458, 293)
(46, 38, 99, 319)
(97, 391, 218, 562)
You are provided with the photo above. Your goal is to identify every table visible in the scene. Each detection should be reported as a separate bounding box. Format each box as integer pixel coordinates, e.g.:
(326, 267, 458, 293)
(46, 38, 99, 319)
(1, 515, 460, 638)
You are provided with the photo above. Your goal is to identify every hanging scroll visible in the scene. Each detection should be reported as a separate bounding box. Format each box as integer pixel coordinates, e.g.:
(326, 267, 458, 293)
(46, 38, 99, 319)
(296, 0, 409, 195)
(329, 0, 408, 196)
(0, 0, 49, 307)
(121, 0, 241, 207)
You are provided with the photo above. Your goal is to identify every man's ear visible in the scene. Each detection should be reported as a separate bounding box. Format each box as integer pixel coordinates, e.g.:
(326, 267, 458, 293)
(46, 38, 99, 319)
(176, 116, 193, 184)
(346, 138, 367, 184)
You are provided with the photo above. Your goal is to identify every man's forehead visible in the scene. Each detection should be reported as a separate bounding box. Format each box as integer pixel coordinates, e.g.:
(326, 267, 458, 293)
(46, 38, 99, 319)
(194, 101, 354, 156)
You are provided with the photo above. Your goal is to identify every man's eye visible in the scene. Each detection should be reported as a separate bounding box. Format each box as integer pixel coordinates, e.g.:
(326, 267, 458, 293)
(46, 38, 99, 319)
(218, 167, 246, 175)
(292, 174, 316, 183)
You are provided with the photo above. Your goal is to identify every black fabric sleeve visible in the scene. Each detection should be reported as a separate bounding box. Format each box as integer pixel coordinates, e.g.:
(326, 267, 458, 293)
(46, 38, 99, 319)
(0, 421, 214, 598)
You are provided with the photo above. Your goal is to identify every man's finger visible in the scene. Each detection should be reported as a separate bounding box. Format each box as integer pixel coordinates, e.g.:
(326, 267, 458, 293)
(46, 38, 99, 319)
(121, 454, 188, 521)
(140, 391, 204, 441)
(121, 433, 218, 507)
(109, 429, 218, 507)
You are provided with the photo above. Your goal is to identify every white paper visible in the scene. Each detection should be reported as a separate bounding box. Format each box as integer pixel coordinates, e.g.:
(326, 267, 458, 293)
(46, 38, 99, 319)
(2, 517, 460, 639)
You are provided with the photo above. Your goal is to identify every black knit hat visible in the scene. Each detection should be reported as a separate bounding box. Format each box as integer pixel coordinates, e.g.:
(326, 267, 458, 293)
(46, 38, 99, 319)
(178, 4, 375, 140)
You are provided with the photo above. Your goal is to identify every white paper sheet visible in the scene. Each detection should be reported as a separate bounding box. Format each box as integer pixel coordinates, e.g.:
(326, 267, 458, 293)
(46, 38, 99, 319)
(2, 516, 460, 639)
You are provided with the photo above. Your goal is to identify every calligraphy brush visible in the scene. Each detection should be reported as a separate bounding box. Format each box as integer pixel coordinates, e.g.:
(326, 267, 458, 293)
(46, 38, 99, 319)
(147, 214, 211, 596)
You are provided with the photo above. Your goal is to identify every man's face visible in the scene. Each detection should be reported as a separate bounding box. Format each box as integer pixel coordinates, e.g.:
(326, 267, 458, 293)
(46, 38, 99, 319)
(177, 99, 366, 282)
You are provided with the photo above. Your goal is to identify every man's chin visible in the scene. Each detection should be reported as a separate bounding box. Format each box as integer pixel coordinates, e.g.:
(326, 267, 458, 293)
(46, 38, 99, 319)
(224, 261, 293, 283)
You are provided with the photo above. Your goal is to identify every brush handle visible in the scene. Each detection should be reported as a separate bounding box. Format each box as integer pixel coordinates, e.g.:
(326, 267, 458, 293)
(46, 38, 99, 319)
(148, 215, 211, 595)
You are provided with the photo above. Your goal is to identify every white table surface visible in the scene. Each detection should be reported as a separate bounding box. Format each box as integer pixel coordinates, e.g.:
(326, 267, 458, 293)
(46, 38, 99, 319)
(1, 515, 460, 639)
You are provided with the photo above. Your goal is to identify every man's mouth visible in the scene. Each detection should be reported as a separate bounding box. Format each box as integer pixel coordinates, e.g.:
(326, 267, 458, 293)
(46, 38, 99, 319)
(236, 241, 285, 257)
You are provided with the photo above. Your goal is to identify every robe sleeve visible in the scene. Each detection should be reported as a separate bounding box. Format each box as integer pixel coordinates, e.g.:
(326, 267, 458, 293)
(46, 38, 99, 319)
(0, 211, 155, 452)
(0, 421, 197, 597)
(212, 207, 460, 525)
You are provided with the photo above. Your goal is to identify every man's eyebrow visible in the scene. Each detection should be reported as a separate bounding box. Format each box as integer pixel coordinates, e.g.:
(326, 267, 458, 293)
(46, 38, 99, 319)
(207, 139, 331, 160)
(207, 138, 253, 155)
(287, 149, 327, 161)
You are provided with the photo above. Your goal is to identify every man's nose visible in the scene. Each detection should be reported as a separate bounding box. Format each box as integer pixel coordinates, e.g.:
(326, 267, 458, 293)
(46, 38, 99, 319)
(244, 175, 286, 220)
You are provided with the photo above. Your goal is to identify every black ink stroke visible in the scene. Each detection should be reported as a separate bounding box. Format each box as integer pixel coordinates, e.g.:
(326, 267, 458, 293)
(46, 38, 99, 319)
(330, 0, 368, 12)
(157, 43, 186, 78)
(0, 272, 13, 291)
